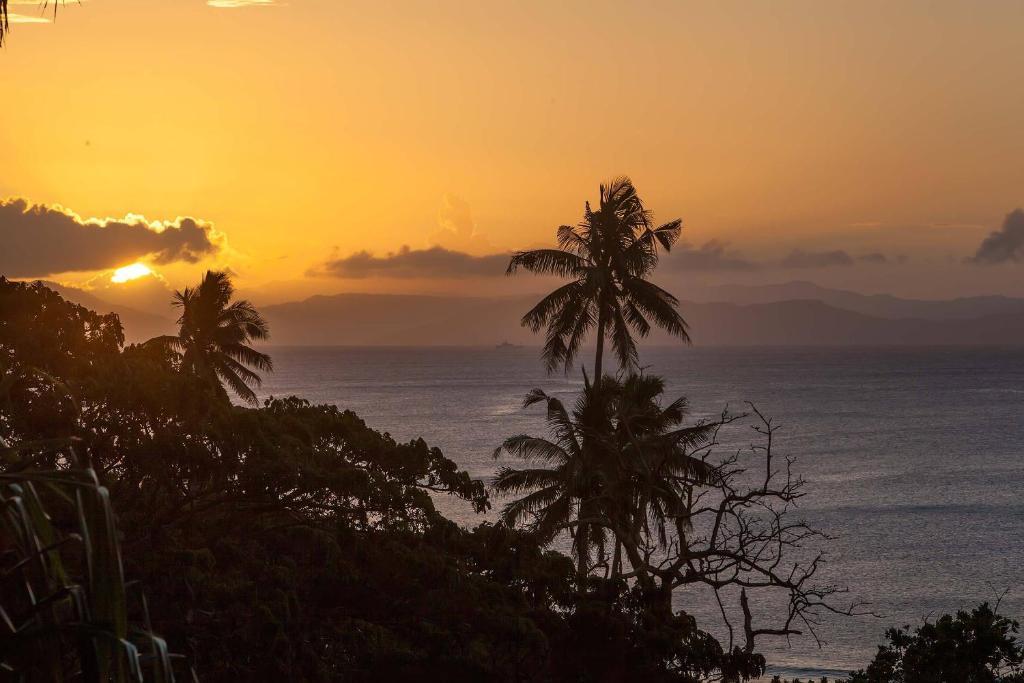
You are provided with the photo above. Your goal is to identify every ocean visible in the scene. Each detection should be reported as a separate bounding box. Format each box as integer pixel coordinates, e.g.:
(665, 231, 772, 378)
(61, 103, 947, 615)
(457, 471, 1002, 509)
(255, 345, 1024, 680)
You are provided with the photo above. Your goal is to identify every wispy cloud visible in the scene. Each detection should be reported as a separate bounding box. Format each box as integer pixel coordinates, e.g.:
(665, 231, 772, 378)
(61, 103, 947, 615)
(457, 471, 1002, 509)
(8, 13, 51, 24)
(430, 194, 494, 252)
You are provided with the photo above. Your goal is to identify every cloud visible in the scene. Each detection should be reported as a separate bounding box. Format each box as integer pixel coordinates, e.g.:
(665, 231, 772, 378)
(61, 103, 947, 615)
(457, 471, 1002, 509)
(780, 249, 856, 269)
(857, 252, 889, 264)
(668, 240, 758, 271)
(966, 209, 1024, 265)
(0, 198, 222, 278)
(311, 246, 511, 279)
(429, 194, 494, 252)
(8, 13, 50, 24)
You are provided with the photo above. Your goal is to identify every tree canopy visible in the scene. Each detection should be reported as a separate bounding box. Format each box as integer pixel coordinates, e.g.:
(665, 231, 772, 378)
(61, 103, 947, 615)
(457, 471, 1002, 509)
(1, 276, 771, 681)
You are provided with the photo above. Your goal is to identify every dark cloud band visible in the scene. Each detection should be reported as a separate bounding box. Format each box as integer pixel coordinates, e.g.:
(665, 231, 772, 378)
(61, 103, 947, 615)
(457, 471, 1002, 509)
(666, 240, 758, 271)
(312, 246, 511, 279)
(781, 249, 855, 269)
(0, 198, 221, 278)
(312, 240, 903, 280)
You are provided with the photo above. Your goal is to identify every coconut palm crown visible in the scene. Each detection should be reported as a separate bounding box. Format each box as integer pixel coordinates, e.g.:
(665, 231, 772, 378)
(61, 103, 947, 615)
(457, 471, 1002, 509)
(507, 176, 690, 379)
(150, 270, 272, 405)
(492, 373, 717, 582)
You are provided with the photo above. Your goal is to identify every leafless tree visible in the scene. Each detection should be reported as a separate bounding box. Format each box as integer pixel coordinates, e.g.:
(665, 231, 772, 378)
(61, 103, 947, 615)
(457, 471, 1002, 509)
(615, 404, 872, 679)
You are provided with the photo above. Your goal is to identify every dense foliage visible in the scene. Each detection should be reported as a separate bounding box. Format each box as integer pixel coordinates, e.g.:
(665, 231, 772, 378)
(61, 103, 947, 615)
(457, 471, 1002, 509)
(848, 602, 1024, 683)
(6, 270, 1015, 682)
(0, 179, 855, 682)
(1, 277, 770, 681)
(772, 603, 1024, 682)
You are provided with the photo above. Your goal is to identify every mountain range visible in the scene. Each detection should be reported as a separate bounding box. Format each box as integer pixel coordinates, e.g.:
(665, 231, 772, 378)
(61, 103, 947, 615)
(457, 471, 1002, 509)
(46, 280, 1024, 347)
(42, 281, 178, 342)
(691, 281, 1024, 321)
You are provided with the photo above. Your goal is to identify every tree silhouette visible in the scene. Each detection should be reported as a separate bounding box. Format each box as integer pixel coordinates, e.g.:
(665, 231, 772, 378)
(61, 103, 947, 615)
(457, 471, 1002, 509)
(492, 373, 716, 585)
(506, 176, 689, 381)
(149, 270, 271, 404)
(491, 381, 610, 584)
(849, 602, 1024, 683)
(496, 381, 865, 660)
(601, 373, 717, 578)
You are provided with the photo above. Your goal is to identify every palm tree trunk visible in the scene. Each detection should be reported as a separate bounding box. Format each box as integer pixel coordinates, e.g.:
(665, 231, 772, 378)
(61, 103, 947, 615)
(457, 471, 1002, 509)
(594, 304, 606, 387)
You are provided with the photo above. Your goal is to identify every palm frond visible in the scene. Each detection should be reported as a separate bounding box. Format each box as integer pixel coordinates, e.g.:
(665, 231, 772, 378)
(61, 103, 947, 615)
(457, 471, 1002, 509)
(528, 493, 574, 545)
(498, 485, 565, 530)
(216, 355, 262, 387)
(543, 280, 597, 373)
(609, 304, 640, 371)
(142, 335, 185, 354)
(219, 300, 270, 341)
(496, 436, 570, 465)
(621, 277, 691, 343)
(213, 358, 259, 405)
(491, 466, 565, 494)
(506, 249, 585, 277)
(220, 343, 273, 373)
(556, 224, 591, 256)
(520, 281, 584, 333)
(651, 218, 682, 251)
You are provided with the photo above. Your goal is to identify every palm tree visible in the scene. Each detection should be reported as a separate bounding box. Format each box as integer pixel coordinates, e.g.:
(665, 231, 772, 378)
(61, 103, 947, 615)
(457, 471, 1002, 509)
(492, 379, 614, 585)
(507, 177, 689, 383)
(150, 270, 272, 405)
(493, 373, 716, 586)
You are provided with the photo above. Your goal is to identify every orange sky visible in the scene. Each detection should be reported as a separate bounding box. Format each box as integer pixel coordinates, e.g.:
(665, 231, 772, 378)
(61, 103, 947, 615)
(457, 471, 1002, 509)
(3, 0, 1024, 303)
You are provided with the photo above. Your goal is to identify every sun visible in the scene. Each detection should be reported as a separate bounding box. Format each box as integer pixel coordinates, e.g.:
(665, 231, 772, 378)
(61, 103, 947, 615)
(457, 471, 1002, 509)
(111, 263, 153, 283)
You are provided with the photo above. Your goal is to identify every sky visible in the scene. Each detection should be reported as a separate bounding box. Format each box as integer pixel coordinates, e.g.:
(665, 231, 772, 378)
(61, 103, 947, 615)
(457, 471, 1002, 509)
(3, 0, 1024, 308)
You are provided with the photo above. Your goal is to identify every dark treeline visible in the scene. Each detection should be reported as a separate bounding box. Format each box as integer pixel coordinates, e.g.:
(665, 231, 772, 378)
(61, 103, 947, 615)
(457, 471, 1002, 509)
(2, 178, 1022, 682)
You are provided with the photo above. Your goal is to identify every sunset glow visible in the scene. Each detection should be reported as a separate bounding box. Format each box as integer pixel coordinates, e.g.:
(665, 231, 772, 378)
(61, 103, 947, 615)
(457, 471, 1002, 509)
(2, 1, 1023, 302)
(110, 263, 152, 283)
(3, 3, 1024, 681)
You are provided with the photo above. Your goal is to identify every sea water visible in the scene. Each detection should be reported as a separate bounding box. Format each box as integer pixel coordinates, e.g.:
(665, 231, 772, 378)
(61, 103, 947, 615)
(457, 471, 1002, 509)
(256, 345, 1024, 679)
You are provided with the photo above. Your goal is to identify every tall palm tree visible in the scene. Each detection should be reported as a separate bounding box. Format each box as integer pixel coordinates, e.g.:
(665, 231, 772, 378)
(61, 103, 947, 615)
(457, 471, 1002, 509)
(150, 271, 272, 405)
(492, 373, 716, 585)
(507, 177, 689, 382)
